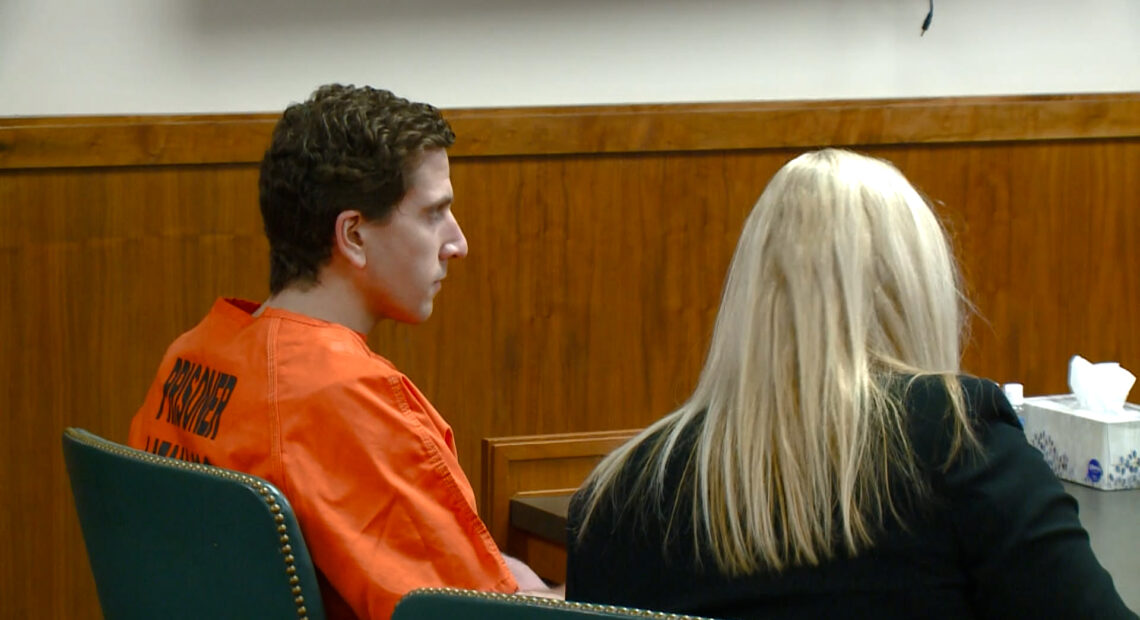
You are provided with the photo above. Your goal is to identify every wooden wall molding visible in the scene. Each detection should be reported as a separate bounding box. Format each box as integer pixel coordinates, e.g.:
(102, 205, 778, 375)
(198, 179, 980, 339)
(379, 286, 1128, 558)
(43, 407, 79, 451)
(2, 93, 1139, 169)
(0, 114, 277, 170)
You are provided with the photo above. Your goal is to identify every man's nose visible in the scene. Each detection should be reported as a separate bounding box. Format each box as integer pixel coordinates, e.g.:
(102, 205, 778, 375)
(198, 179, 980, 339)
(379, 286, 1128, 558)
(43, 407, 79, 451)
(442, 217, 468, 260)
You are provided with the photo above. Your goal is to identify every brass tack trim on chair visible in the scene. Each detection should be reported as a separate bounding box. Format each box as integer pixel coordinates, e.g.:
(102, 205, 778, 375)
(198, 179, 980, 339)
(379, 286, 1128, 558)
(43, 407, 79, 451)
(63, 429, 315, 620)
(403, 587, 712, 619)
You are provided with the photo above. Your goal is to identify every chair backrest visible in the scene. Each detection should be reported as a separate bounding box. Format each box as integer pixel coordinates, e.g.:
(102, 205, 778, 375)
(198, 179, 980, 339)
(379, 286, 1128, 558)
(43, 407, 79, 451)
(62, 427, 325, 620)
(393, 588, 715, 619)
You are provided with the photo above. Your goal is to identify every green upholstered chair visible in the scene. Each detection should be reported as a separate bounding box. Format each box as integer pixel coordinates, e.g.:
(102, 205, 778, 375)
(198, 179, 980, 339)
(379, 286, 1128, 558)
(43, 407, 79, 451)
(62, 427, 324, 620)
(393, 587, 714, 619)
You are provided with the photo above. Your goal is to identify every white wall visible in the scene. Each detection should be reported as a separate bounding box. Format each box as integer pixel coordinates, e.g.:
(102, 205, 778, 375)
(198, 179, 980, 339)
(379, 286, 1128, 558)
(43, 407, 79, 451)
(1, 0, 1137, 116)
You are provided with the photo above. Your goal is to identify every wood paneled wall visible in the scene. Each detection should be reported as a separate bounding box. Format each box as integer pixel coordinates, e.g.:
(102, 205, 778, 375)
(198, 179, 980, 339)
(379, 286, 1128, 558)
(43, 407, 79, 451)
(481, 430, 642, 584)
(2, 94, 1138, 618)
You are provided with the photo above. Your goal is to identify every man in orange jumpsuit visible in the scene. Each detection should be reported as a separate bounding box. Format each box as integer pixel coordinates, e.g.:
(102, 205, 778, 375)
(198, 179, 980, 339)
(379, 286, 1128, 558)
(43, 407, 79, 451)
(128, 84, 549, 619)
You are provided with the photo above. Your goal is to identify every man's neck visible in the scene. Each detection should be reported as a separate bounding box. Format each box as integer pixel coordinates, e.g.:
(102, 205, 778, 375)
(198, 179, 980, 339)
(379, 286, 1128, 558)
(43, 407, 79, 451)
(254, 277, 375, 335)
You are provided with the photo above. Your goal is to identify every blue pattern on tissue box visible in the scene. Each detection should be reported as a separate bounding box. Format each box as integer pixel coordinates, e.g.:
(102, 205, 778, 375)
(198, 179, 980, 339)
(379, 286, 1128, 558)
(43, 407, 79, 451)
(1109, 449, 1140, 487)
(1029, 431, 1073, 479)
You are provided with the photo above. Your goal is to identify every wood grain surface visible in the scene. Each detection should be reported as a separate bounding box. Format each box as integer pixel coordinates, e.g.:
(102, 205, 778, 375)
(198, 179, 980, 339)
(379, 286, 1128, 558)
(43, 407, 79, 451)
(1, 93, 1138, 617)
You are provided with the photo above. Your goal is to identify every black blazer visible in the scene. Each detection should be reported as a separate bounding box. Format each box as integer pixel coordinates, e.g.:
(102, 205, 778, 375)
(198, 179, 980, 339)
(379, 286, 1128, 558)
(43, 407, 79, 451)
(566, 376, 1136, 619)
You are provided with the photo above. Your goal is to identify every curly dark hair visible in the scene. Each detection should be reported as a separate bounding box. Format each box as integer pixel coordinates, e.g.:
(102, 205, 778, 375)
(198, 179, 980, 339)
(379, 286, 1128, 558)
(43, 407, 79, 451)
(258, 84, 456, 293)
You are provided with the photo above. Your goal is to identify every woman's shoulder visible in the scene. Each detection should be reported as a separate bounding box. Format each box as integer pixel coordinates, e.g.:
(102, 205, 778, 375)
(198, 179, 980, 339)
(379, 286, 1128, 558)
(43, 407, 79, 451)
(570, 413, 701, 522)
(898, 374, 1021, 467)
(900, 374, 1017, 425)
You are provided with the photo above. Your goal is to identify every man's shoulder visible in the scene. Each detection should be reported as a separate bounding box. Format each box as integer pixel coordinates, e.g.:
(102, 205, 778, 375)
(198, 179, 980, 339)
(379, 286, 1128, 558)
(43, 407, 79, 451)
(274, 324, 400, 378)
(160, 297, 257, 349)
(268, 325, 429, 419)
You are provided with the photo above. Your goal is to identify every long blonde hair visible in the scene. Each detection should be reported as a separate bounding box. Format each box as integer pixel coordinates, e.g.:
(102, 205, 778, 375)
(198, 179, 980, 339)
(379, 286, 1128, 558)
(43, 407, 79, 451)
(576, 149, 975, 575)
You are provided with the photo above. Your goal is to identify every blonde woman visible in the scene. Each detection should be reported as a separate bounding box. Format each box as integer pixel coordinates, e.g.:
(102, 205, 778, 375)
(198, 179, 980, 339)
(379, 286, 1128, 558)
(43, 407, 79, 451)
(566, 149, 1135, 619)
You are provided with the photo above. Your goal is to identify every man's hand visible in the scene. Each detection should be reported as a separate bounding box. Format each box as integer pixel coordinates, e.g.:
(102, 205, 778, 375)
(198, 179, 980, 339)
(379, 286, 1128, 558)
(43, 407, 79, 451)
(524, 582, 566, 600)
(502, 554, 565, 599)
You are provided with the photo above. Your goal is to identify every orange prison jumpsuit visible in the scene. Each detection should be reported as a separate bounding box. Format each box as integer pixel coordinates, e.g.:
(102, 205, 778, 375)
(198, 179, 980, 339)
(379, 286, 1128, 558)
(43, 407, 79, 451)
(128, 298, 517, 619)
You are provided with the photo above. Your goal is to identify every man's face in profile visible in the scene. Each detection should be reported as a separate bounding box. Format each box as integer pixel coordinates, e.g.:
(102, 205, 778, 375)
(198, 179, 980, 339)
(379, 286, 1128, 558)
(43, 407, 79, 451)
(357, 148, 468, 323)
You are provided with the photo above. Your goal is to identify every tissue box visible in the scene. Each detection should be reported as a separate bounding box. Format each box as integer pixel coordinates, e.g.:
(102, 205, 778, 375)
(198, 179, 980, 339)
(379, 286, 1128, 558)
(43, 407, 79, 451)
(1022, 395, 1140, 490)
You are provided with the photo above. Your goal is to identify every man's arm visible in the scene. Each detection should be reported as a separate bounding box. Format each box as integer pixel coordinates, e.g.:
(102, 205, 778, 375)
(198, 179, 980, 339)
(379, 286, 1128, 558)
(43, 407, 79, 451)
(279, 377, 518, 618)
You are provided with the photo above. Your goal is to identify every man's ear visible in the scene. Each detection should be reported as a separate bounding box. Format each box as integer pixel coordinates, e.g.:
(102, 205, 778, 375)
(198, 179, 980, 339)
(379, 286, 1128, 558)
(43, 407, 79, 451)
(333, 210, 368, 268)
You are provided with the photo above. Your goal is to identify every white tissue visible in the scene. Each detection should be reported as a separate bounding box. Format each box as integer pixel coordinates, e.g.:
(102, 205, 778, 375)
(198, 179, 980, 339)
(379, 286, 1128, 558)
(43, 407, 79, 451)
(1068, 355, 1136, 416)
